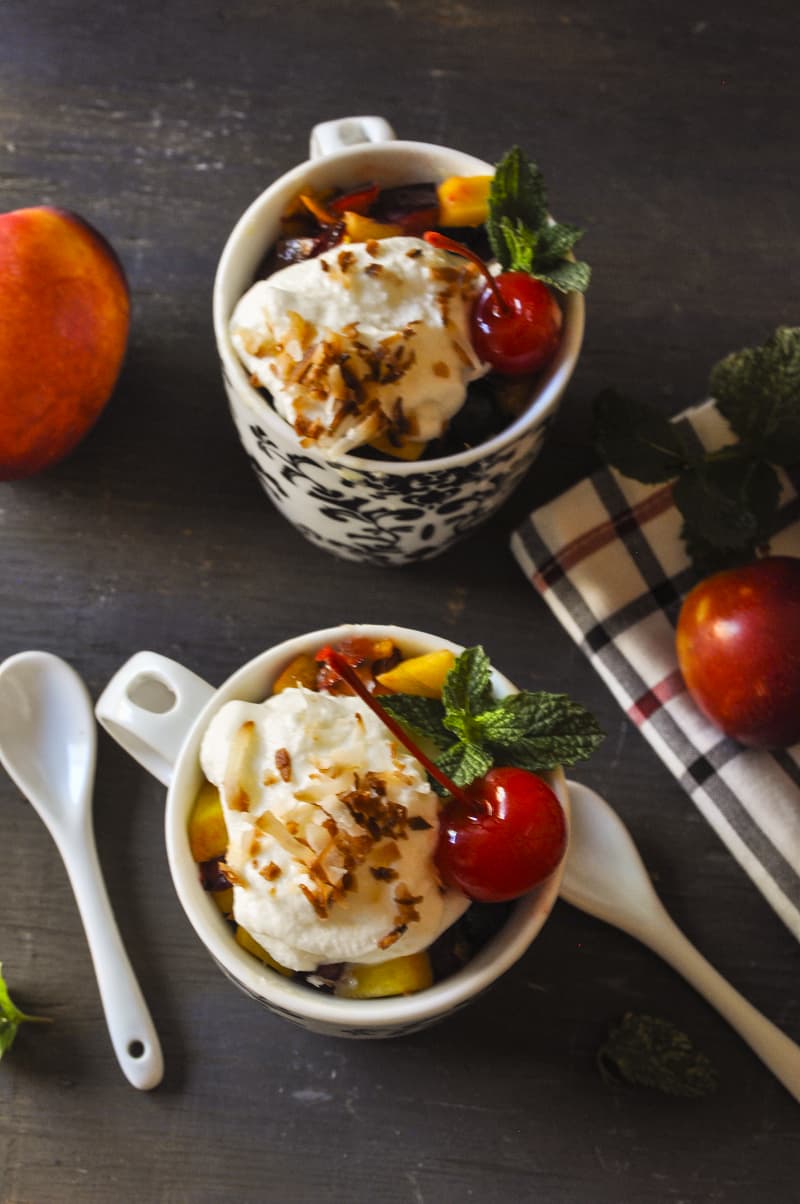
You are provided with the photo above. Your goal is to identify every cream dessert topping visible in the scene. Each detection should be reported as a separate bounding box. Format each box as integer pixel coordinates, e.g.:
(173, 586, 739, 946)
(229, 235, 487, 457)
(200, 687, 469, 972)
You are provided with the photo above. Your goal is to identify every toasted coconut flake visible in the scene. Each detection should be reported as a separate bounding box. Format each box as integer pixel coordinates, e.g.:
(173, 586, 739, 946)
(223, 720, 256, 812)
(256, 810, 313, 862)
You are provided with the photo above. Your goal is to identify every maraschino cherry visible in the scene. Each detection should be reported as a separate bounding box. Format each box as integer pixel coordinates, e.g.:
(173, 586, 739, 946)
(424, 230, 562, 376)
(321, 649, 567, 902)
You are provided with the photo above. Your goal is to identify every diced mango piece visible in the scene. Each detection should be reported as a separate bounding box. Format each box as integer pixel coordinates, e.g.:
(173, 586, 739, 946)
(188, 782, 228, 863)
(235, 925, 293, 976)
(211, 887, 234, 916)
(335, 952, 433, 998)
(272, 652, 319, 694)
(298, 192, 337, 225)
(366, 431, 426, 461)
(376, 649, 456, 698)
(436, 175, 492, 227)
(343, 211, 403, 242)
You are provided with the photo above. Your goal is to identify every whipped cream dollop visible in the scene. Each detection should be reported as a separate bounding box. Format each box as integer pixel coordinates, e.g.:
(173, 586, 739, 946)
(230, 236, 487, 456)
(200, 687, 469, 972)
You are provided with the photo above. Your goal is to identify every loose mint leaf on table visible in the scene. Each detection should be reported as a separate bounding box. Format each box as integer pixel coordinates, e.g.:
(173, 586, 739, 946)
(598, 1012, 719, 1098)
(487, 147, 590, 292)
(710, 325, 800, 464)
(592, 327, 800, 573)
(0, 963, 50, 1060)
(382, 646, 603, 791)
(593, 389, 694, 483)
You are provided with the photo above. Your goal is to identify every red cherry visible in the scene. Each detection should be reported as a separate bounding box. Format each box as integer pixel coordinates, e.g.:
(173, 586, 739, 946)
(436, 768, 567, 902)
(471, 273, 562, 375)
(423, 231, 562, 376)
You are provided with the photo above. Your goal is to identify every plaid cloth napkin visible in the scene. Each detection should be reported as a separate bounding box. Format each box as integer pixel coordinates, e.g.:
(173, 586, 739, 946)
(511, 400, 800, 940)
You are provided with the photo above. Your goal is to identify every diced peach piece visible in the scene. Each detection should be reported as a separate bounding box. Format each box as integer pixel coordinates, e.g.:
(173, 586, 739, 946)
(366, 431, 426, 461)
(212, 887, 234, 916)
(335, 952, 433, 998)
(188, 782, 228, 863)
(436, 175, 492, 227)
(235, 925, 293, 976)
(343, 212, 402, 242)
(376, 649, 456, 698)
(272, 652, 319, 694)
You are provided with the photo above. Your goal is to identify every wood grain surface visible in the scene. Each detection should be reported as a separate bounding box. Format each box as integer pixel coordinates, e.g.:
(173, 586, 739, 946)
(1, 2, 798, 1201)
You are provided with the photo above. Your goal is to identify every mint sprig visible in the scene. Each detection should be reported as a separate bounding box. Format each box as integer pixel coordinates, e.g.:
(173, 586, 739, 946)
(592, 326, 800, 574)
(0, 963, 50, 1060)
(381, 646, 603, 791)
(487, 147, 591, 294)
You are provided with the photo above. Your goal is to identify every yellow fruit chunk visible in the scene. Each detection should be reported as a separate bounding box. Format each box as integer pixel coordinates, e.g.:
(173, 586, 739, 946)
(376, 649, 456, 698)
(188, 782, 228, 863)
(367, 431, 426, 461)
(272, 652, 319, 693)
(235, 926, 294, 976)
(343, 212, 403, 242)
(335, 952, 433, 998)
(211, 887, 234, 916)
(436, 175, 492, 227)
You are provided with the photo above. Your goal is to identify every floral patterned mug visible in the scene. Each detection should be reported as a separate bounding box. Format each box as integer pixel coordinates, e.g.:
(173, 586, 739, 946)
(212, 117, 584, 566)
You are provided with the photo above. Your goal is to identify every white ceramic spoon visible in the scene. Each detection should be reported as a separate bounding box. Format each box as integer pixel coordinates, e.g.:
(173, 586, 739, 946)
(561, 779, 800, 1102)
(0, 651, 163, 1090)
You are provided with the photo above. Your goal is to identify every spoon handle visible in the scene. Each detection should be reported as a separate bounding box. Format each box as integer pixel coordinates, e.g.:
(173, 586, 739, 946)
(643, 913, 800, 1103)
(58, 829, 164, 1090)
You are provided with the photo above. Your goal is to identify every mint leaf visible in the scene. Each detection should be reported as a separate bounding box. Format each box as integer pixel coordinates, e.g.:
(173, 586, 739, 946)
(496, 216, 537, 274)
(536, 221, 585, 263)
(378, 694, 449, 746)
(531, 258, 591, 295)
(435, 740, 494, 790)
(710, 326, 800, 464)
(487, 147, 548, 268)
(499, 694, 604, 772)
(0, 963, 49, 1060)
(672, 457, 781, 550)
(441, 646, 493, 729)
(598, 1013, 718, 1098)
(593, 389, 694, 483)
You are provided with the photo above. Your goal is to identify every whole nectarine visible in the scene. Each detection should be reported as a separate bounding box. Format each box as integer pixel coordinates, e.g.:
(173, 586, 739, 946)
(0, 206, 130, 480)
(676, 556, 800, 748)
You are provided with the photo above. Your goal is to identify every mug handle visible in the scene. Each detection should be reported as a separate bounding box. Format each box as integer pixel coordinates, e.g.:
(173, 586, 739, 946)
(95, 652, 215, 787)
(309, 115, 396, 159)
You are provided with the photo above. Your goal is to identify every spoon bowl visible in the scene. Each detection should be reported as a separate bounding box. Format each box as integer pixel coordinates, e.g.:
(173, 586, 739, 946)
(562, 779, 800, 1103)
(0, 651, 163, 1090)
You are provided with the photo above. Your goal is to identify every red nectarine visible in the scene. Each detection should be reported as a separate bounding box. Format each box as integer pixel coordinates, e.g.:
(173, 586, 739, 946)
(0, 206, 130, 480)
(676, 556, 800, 748)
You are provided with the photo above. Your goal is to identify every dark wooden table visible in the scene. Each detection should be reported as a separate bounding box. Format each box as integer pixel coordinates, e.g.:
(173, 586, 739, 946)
(2, 3, 798, 1200)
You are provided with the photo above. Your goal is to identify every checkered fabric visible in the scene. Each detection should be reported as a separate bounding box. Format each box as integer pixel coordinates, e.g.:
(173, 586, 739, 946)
(511, 400, 800, 940)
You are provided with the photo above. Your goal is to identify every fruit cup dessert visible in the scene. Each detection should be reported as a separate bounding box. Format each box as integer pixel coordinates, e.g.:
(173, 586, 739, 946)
(229, 148, 590, 463)
(187, 634, 603, 1000)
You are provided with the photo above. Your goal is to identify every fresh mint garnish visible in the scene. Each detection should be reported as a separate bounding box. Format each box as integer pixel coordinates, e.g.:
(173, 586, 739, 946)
(592, 327, 800, 574)
(487, 147, 590, 294)
(598, 1012, 718, 1098)
(381, 645, 603, 791)
(0, 963, 50, 1060)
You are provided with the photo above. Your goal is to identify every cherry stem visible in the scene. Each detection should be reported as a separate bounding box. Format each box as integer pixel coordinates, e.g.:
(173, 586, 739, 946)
(324, 650, 470, 805)
(423, 230, 511, 316)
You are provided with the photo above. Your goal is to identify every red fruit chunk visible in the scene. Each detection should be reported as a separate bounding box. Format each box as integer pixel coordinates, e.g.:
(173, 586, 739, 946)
(471, 273, 562, 376)
(436, 767, 567, 902)
(675, 556, 800, 748)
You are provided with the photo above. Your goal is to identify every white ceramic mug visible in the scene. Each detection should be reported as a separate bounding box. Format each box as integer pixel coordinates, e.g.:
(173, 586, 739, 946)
(213, 118, 585, 567)
(95, 624, 570, 1038)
